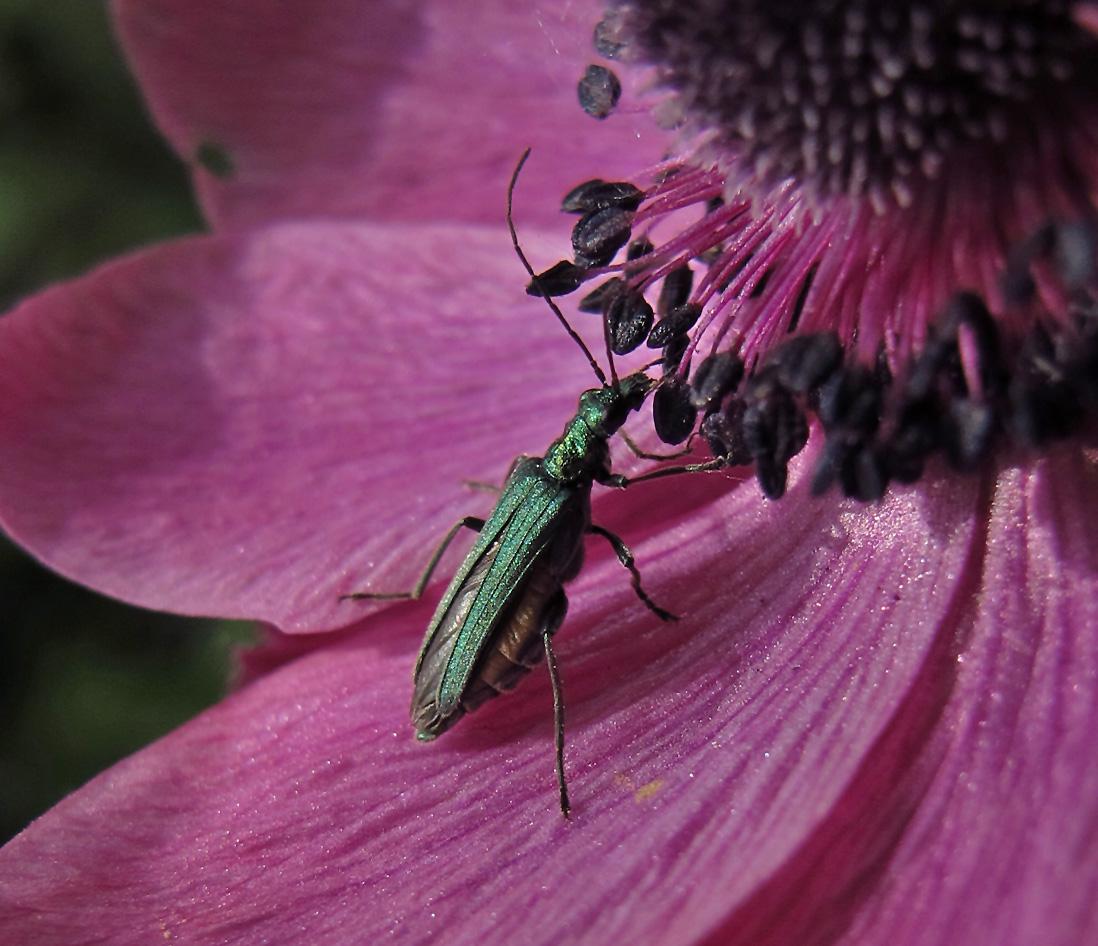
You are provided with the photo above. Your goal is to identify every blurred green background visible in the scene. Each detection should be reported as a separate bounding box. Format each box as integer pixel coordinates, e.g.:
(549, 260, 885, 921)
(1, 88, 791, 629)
(0, 1, 254, 843)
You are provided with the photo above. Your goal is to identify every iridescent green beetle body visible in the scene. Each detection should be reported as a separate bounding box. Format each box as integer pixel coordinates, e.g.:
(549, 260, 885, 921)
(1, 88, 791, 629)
(411, 373, 653, 741)
(344, 149, 703, 815)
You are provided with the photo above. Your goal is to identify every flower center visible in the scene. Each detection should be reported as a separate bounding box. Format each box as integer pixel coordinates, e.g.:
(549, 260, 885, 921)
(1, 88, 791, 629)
(533, 0, 1098, 501)
(606, 0, 1098, 208)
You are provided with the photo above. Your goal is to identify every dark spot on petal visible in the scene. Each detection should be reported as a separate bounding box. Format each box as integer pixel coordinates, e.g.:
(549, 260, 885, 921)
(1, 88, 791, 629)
(195, 140, 235, 179)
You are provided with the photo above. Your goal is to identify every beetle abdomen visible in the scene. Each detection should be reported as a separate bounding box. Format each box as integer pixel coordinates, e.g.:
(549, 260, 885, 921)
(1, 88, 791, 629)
(413, 564, 568, 740)
(461, 576, 568, 714)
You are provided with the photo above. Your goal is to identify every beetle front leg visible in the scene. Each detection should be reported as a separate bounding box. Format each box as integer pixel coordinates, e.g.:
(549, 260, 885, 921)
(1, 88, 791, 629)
(587, 524, 678, 622)
(619, 428, 698, 461)
(608, 456, 730, 487)
(341, 515, 486, 601)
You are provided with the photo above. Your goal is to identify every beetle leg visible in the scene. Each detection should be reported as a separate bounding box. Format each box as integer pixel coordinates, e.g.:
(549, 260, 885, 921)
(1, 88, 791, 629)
(340, 516, 486, 601)
(543, 628, 570, 819)
(594, 468, 630, 489)
(460, 479, 502, 494)
(619, 428, 699, 461)
(461, 453, 537, 494)
(613, 456, 730, 486)
(587, 524, 678, 622)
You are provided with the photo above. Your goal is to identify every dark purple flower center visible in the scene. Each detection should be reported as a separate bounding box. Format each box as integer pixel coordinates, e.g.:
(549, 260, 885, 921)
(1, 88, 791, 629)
(605, 0, 1098, 206)
(541, 1, 1098, 501)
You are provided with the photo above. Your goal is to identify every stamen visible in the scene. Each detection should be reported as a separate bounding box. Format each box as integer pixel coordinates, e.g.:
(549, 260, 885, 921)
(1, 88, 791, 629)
(577, 64, 622, 119)
(542, 2, 1098, 499)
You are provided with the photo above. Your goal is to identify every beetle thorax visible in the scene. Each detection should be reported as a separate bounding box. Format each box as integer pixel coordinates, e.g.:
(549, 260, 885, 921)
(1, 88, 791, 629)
(543, 375, 650, 482)
(542, 406, 612, 482)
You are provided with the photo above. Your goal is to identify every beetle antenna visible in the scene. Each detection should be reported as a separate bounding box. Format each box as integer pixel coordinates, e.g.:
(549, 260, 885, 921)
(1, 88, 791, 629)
(600, 309, 621, 391)
(508, 148, 607, 387)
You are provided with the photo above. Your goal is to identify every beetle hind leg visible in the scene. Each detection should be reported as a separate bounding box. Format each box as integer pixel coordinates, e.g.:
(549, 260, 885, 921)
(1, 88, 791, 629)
(543, 628, 570, 818)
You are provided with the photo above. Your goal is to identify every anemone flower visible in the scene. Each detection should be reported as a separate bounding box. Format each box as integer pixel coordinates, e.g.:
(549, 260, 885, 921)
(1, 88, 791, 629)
(2, 1, 1098, 945)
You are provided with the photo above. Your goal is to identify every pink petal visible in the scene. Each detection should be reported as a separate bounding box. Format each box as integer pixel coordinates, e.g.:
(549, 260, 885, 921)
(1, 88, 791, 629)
(0, 454, 991, 945)
(825, 448, 1098, 946)
(0, 222, 607, 631)
(113, 0, 668, 229)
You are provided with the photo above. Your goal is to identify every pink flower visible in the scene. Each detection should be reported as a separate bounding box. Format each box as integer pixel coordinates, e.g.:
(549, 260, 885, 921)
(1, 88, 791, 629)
(1, 2, 1097, 945)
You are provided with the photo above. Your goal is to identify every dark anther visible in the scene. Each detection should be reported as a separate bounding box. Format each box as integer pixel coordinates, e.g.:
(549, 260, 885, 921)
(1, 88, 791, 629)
(884, 397, 940, 484)
(578, 278, 626, 314)
(605, 291, 654, 355)
(578, 64, 622, 119)
(1063, 317, 1098, 405)
(941, 292, 1008, 398)
(905, 324, 961, 403)
(561, 179, 605, 213)
(572, 206, 634, 268)
(1007, 324, 1083, 447)
(561, 180, 644, 214)
(812, 366, 883, 499)
(755, 457, 789, 500)
(842, 444, 889, 502)
(592, 18, 627, 59)
(657, 265, 694, 316)
(526, 260, 587, 297)
(811, 441, 844, 497)
(1051, 220, 1096, 289)
(814, 441, 888, 501)
(647, 302, 702, 348)
(1002, 219, 1097, 304)
(1000, 264, 1037, 307)
(741, 383, 809, 499)
(661, 333, 690, 375)
(816, 366, 882, 438)
(195, 141, 235, 179)
(760, 332, 842, 395)
(940, 397, 997, 473)
(690, 351, 744, 411)
(653, 379, 698, 445)
(627, 236, 655, 260)
(874, 343, 893, 391)
(701, 401, 751, 466)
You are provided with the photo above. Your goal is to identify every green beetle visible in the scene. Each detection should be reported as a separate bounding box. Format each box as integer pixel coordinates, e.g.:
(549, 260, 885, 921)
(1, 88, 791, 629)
(414, 372, 673, 814)
(345, 150, 716, 815)
(345, 373, 674, 816)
